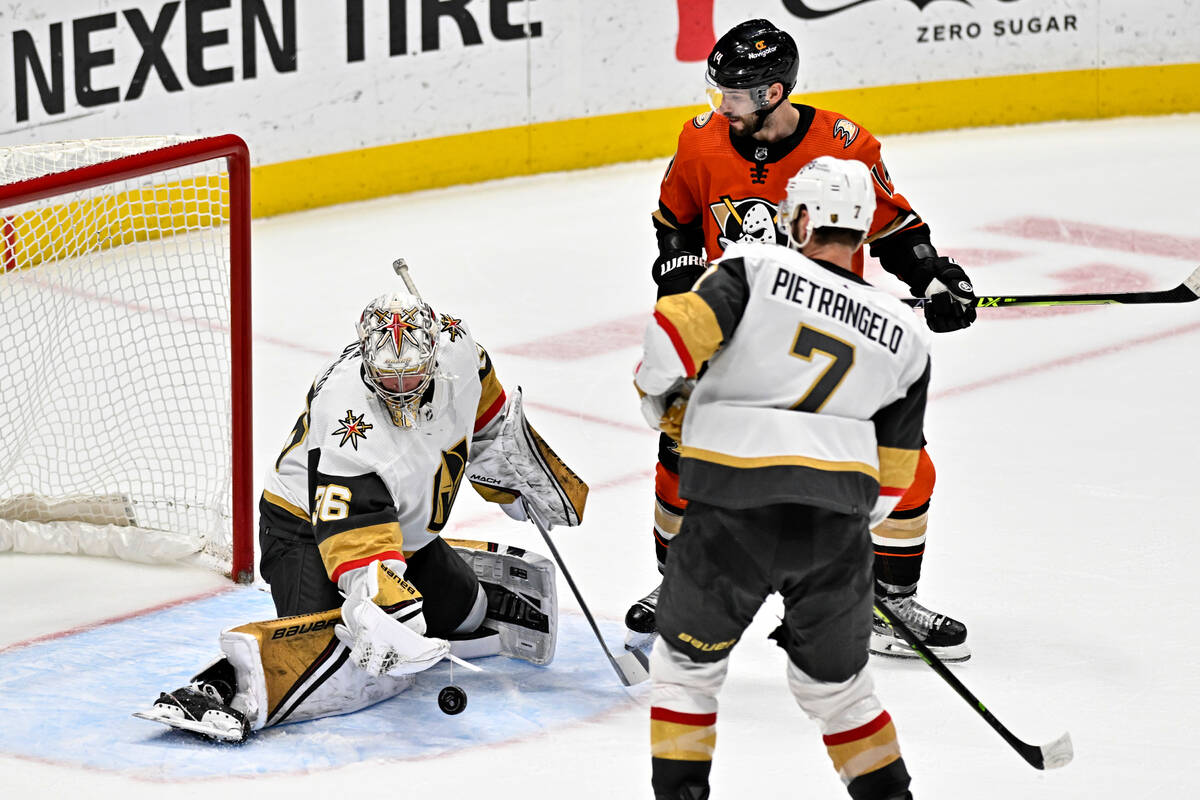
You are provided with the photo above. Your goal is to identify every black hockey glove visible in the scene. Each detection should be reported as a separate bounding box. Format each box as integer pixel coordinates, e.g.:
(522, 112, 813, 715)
(913, 256, 977, 333)
(652, 253, 706, 298)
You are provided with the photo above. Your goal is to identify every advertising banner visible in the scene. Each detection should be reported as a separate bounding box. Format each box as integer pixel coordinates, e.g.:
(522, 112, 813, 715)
(2, 1, 1196, 214)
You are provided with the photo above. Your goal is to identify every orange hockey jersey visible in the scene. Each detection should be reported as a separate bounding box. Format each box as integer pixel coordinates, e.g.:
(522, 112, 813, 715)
(655, 105, 927, 277)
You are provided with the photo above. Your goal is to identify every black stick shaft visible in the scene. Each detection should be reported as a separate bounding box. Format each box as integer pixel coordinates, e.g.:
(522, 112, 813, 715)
(873, 604, 1051, 769)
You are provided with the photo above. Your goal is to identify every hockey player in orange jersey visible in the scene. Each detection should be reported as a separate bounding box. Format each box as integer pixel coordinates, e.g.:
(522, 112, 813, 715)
(626, 18, 975, 663)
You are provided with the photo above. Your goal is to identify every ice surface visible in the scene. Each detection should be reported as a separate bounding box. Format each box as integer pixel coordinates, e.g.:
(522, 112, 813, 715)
(2, 114, 1199, 798)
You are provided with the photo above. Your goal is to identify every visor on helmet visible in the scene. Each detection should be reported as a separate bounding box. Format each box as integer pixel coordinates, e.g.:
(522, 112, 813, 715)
(705, 77, 770, 116)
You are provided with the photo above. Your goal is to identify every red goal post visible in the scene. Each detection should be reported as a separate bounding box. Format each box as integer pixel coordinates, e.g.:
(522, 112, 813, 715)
(0, 135, 254, 582)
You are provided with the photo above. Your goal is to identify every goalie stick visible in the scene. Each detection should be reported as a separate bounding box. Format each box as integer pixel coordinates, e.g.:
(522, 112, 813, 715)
(525, 504, 650, 687)
(903, 264, 1200, 308)
(872, 602, 1073, 771)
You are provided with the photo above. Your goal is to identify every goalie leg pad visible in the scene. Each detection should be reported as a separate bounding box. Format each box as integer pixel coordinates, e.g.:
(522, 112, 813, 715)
(448, 539, 557, 665)
(223, 610, 416, 729)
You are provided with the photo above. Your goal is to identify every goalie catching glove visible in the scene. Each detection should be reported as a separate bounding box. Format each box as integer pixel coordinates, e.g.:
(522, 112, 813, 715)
(334, 559, 449, 677)
(467, 387, 589, 529)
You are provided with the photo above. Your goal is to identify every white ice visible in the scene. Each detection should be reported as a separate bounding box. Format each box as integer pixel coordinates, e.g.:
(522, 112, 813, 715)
(3, 114, 1200, 798)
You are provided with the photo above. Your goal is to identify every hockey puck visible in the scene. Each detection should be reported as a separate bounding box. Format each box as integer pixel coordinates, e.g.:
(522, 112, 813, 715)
(438, 685, 467, 715)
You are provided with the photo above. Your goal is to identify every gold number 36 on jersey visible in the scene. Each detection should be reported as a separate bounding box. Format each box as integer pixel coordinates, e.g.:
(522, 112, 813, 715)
(788, 324, 856, 413)
(312, 484, 352, 523)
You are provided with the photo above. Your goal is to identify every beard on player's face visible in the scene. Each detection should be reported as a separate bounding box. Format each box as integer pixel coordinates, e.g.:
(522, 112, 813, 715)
(726, 112, 757, 137)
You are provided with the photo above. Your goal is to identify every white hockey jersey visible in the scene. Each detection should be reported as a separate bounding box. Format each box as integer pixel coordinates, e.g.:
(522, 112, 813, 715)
(636, 240, 931, 525)
(260, 315, 507, 582)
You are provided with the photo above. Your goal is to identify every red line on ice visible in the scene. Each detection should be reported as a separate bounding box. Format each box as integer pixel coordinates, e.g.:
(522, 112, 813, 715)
(0, 584, 236, 654)
(987, 217, 1200, 259)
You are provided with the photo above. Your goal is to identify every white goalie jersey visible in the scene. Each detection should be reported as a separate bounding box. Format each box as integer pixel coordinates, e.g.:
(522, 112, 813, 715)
(260, 314, 508, 583)
(636, 240, 932, 526)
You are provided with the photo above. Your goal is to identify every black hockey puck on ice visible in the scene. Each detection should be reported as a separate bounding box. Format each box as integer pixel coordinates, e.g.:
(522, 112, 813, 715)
(438, 685, 467, 715)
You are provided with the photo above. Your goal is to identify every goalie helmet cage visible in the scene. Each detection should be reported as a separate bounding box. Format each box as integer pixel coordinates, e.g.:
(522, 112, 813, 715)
(0, 135, 254, 582)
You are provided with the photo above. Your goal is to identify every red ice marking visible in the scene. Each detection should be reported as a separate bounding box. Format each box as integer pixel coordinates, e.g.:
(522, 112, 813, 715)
(932, 319, 1200, 402)
(497, 313, 647, 360)
(525, 399, 648, 434)
(987, 217, 1200, 260)
(938, 248, 1026, 266)
(0, 584, 236, 655)
(675, 0, 716, 62)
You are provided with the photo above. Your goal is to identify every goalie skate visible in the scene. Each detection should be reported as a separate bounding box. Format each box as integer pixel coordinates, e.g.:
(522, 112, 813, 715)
(133, 682, 250, 743)
(871, 593, 971, 663)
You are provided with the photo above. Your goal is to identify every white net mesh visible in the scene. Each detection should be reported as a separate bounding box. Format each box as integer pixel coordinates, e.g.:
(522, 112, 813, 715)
(0, 136, 237, 571)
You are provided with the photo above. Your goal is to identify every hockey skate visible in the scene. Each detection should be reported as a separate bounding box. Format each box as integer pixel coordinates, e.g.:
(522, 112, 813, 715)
(625, 582, 660, 652)
(134, 661, 251, 743)
(871, 592, 970, 663)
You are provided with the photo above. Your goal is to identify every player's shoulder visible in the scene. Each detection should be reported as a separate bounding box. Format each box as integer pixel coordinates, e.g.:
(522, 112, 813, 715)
(675, 109, 729, 153)
(306, 365, 399, 466)
(433, 310, 484, 368)
(807, 107, 879, 154)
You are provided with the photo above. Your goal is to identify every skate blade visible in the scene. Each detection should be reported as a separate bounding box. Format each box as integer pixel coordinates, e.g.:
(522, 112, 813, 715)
(869, 632, 972, 663)
(133, 710, 246, 743)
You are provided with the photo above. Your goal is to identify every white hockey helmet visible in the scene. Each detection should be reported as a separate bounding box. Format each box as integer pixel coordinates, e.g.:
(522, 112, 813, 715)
(357, 291, 439, 427)
(778, 156, 876, 250)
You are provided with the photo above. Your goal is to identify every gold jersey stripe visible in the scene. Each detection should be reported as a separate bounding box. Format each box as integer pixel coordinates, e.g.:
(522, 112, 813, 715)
(317, 522, 404, 578)
(262, 490, 309, 521)
(650, 719, 717, 762)
(655, 293, 724, 376)
(877, 447, 920, 490)
(680, 446, 879, 481)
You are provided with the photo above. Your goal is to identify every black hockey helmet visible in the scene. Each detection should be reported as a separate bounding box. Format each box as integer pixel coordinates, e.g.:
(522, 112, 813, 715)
(706, 19, 799, 93)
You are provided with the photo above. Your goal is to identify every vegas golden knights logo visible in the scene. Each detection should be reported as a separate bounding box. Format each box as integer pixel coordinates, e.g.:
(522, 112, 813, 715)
(427, 437, 469, 532)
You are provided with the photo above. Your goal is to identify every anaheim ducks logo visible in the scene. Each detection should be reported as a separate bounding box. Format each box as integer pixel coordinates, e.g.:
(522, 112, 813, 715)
(833, 119, 859, 149)
(708, 195, 783, 250)
(427, 437, 469, 532)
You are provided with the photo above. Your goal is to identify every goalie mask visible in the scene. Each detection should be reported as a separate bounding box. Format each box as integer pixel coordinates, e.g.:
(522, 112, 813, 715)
(778, 156, 876, 250)
(357, 291, 439, 427)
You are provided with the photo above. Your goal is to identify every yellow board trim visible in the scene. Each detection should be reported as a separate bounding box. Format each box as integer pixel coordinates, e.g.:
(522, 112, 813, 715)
(680, 445, 879, 482)
(248, 63, 1200, 218)
(2, 176, 229, 272)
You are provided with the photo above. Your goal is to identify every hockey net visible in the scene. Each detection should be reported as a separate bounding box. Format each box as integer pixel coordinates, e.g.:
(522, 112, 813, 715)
(0, 135, 253, 581)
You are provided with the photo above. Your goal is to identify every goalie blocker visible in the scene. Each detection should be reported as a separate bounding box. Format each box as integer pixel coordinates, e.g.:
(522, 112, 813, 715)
(134, 541, 557, 742)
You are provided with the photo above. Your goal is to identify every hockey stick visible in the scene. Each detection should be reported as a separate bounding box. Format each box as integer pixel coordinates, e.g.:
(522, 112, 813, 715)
(903, 264, 1200, 308)
(525, 504, 650, 687)
(872, 603, 1073, 771)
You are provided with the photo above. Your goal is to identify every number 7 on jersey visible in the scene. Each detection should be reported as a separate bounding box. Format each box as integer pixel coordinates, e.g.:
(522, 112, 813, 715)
(789, 325, 856, 413)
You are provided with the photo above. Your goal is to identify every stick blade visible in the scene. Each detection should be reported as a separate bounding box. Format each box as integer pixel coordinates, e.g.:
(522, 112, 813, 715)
(611, 650, 650, 686)
(1038, 731, 1074, 770)
(1183, 265, 1200, 299)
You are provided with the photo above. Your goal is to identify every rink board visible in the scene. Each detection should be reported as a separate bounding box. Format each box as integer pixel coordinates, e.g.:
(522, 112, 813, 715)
(0, 587, 638, 778)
